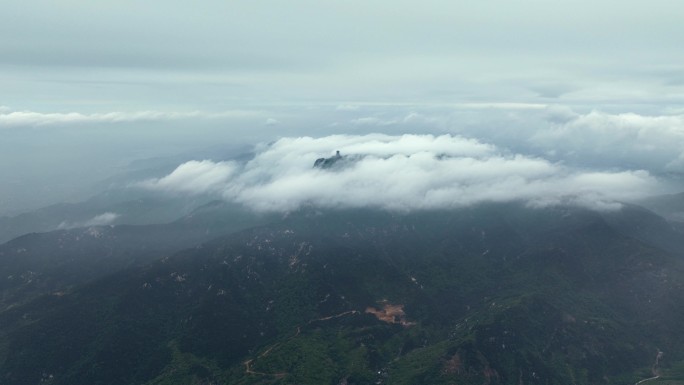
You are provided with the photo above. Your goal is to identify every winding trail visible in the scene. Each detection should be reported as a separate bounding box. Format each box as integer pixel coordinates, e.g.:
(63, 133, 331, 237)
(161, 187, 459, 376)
(634, 350, 664, 385)
(634, 375, 659, 385)
(309, 310, 359, 323)
(243, 310, 360, 378)
(243, 359, 286, 378)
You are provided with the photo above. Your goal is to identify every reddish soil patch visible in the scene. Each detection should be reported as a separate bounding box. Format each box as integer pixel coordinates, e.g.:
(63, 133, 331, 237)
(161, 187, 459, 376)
(365, 301, 415, 326)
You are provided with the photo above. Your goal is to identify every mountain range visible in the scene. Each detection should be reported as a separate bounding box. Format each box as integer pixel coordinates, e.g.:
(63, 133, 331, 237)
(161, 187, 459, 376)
(2, 195, 684, 385)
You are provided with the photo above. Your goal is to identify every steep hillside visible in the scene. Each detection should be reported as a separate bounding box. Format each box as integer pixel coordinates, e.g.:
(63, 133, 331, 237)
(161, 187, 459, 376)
(2, 204, 684, 385)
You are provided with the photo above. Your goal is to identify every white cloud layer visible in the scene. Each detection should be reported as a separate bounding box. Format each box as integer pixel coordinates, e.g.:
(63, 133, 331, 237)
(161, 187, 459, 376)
(530, 110, 684, 173)
(138, 134, 658, 212)
(333, 106, 684, 176)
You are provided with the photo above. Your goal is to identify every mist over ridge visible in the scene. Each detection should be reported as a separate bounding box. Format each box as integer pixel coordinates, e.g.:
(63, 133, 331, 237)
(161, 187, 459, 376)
(137, 133, 658, 212)
(3, 103, 684, 216)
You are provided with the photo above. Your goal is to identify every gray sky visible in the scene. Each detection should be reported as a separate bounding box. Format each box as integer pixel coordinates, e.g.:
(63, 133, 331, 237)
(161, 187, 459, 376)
(2, 1, 684, 215)
(2, 0, 684, 110)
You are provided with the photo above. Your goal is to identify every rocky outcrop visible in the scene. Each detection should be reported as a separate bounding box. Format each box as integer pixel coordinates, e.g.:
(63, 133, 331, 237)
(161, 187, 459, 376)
(313, 150, 344, 169)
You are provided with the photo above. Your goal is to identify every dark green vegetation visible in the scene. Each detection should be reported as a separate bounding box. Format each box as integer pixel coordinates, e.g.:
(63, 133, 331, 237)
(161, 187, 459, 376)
(2, 202, 684, 384)
(0, 201, 273, 310)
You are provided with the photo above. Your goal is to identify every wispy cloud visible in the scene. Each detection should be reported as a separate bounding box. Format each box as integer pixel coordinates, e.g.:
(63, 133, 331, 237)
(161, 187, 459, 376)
(137, 160, 238, 194)
(0, 109, 260, 127)
(350, 112, 441, 127)
(336, 104, 360, 111)
(57, 212, 120, 229)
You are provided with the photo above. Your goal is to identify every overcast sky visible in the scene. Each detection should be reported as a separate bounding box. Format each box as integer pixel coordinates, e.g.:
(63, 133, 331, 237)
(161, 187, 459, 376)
(2, 1, 684, 215)
(3, 0, 684, 110)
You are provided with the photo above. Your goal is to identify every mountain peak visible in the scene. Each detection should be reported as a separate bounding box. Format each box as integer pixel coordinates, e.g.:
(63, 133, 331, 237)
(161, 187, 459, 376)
(313, 150, 345, 169)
